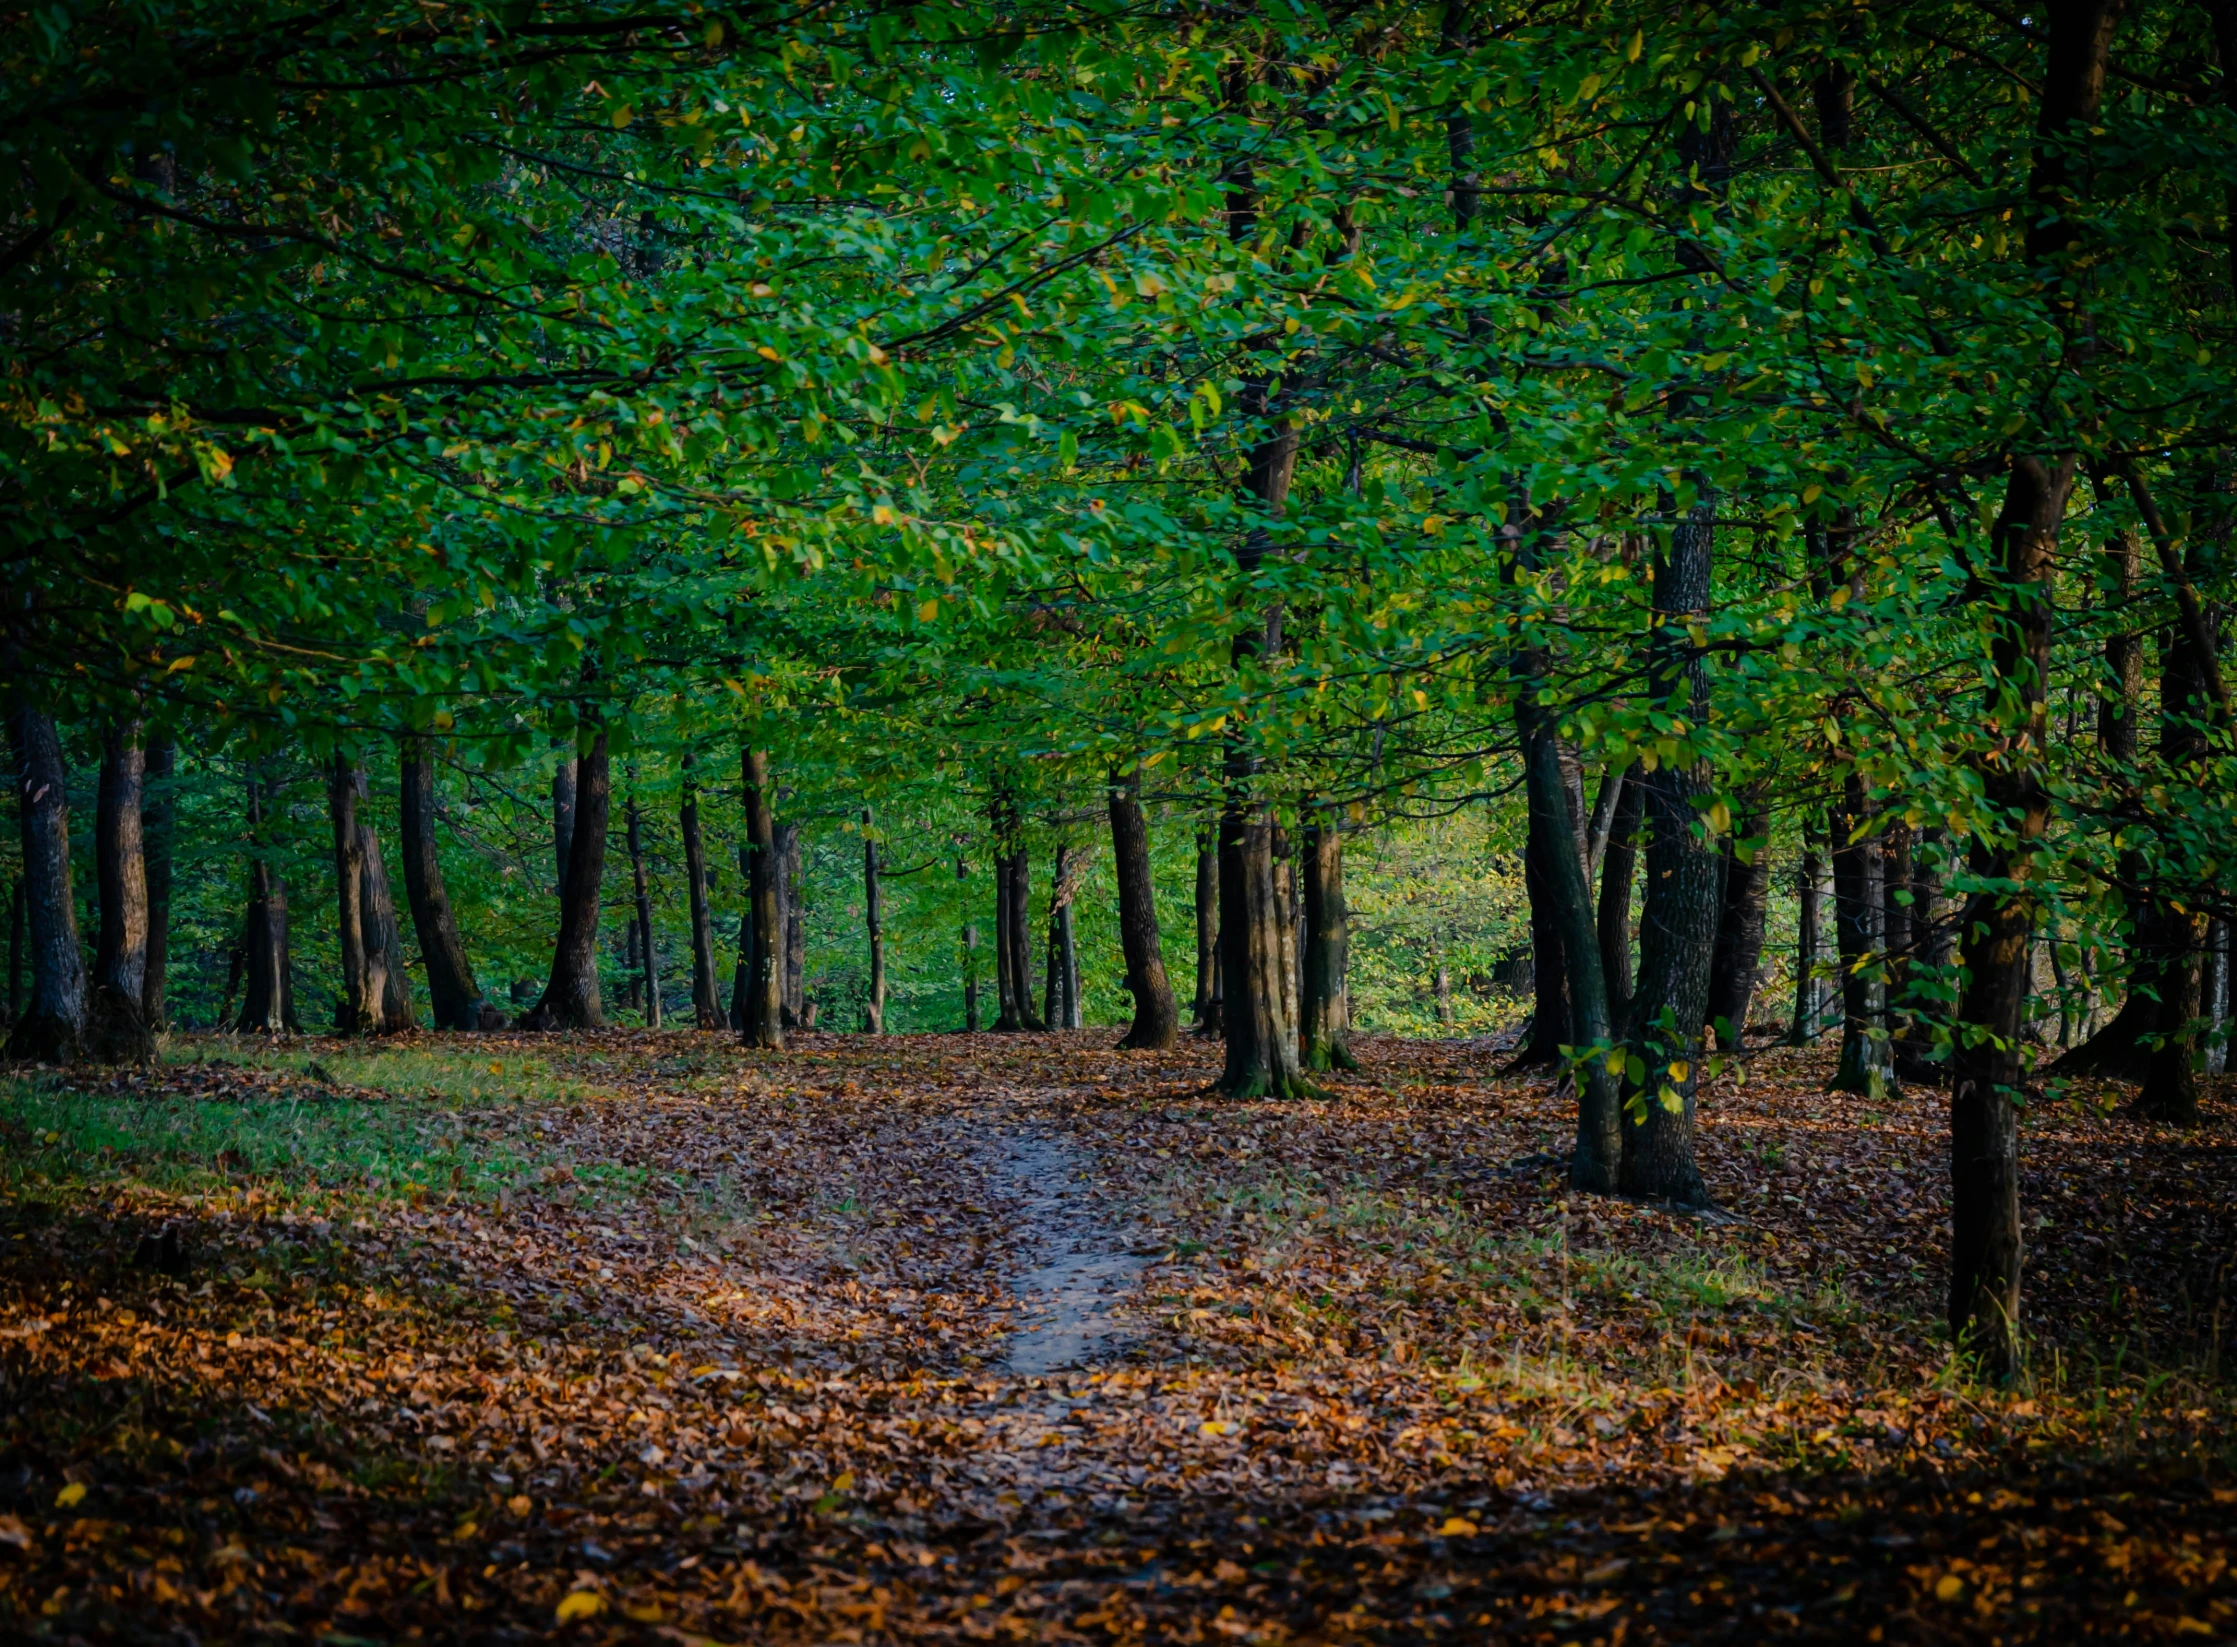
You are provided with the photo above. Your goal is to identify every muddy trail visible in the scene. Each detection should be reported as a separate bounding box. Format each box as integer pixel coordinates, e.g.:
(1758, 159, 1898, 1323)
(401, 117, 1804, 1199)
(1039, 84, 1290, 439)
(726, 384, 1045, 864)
(0, 1030, 2231, 1642)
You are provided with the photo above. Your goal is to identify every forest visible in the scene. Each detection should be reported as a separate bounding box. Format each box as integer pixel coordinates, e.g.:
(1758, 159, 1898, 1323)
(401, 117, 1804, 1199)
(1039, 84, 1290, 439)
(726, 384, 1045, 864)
(3, 0, 2234, 1639)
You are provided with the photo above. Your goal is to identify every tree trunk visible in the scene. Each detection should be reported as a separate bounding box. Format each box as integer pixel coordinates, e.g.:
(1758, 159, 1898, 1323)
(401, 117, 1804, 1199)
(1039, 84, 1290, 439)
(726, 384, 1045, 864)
(730, 838, 751, 1031)
(779, 823, 805, 1026)
(2099, 521, 2143, 763)
(237, 775, 296, 1035)
(1273, 829, 1301, 1043)
(1511, 829, 1573, 1068)
(1300, 810, 1356, 1070)
(1004, 845, 1043, 1030)
(1192, 831, 1222, 1033)
(624, 781, 660, 1028)
(1882, 817, 1916, 1044)
(1790, 825, 1829, 1045)
(1434, 950, 1452, 1025)
(7, 705, 86, 1060)
(1109, 776, 1179, 1048)
(92, 719, 154, 1061)
(1060, 896, 1081, 1028)
(1703, 787, 1769, 1051)
(1895, 827, 1946, 1077)
(994, 844, 1016, 1028)
(1951, 0, 2120, 1376)
(526, 731, 609, 1029)
(1618, 497, 1720, 1207)
(990, 786, 1042, 1032)
(1828, 774, 1893, 1093)
(681, 756, 722, 1028)
(1521, 722, 1624, 1191)
(357, 788, 414, 1031)
(552, 741, 578, 903)
(738, 749, 784, 1048)
(328, 755, 380, 1034)
(1042, 844, 1066, 1030)
(2138, 912, 2205, 1123)
(2137, 525, 2219, 1119)
(1218, 794, 1310, 1097)
(863, 807, 885, 1033)
(141, 733, 174, 1031)
(1952, 457, 2080, 1371)
(2202, 918, 2229, 1078)
(1596, 764, 1643, 1027)
(400, 735, 484, 1030)
(960, 854, 981, 1032)
(6, 875, 24, 1027)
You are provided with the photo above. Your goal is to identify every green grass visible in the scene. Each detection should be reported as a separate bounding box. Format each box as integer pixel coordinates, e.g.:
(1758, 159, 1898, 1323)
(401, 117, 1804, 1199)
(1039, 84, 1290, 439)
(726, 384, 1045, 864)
(0, 1039, 623, 1209)
(184, 1039, 606, 1107)
(0, 1076, 543, 1207)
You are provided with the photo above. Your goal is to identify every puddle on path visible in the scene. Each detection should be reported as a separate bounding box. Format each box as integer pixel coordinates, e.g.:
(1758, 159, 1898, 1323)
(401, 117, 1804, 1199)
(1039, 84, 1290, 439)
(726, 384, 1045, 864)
(992, 1129, 1146, 1376)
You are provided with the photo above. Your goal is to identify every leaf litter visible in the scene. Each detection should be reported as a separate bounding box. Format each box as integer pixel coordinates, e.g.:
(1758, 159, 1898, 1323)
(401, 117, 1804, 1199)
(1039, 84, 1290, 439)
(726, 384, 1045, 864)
(0, 1030, 2230, 1641)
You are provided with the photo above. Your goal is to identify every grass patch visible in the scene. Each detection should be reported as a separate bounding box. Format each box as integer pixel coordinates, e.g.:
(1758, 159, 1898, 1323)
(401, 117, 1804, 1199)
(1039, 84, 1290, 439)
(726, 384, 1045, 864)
(184, 1039, 605, 1107)
(0, 1073, 544, 1208)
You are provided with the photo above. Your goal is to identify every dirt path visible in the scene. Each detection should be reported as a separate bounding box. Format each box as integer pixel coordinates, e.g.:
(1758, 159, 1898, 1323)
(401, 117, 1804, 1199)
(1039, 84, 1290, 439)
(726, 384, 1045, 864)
(989, 1125, 1148, 1377)
(1, 1030, 2231, 1642)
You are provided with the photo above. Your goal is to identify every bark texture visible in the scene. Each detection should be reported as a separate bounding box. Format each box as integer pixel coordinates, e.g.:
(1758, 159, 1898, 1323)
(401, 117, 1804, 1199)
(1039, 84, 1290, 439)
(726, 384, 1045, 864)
(92, 720, 154, 1062)
(1618, 499, 1720, 1208)
(1828, 775, 1894, 1093)
(327, 755, 382, 1034)
(400, 737, 484, 1030)
(863, 808, 886, 1034)
(681, 757, 723, 1028)
(8, 705, 87, 1060)
(1596, 764, 1643, 1027)
(1299, 812, 1356, 1070)
(779, 823, 806, 1026)
(625, 783, 660, 1027)
(990, 785, 1043, 1031)
(236, 775, 299, 1035)
(1703, 788, 1770, 1051)
(740, 749, 784, 1049)
(525, 731, 609, 1029)
(552, 745, 578, 903)
(1790, 826, 1830, 1045)
(1109, 774, 1179, 1049)
(1217, 797, 1310, 1098)
(1192, 833, 1222, 1033)
(1950, 0, 2119, 1376)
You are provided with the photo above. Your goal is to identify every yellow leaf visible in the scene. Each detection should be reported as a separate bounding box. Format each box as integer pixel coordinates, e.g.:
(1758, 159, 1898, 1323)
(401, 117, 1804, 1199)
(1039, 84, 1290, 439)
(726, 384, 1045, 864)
(917, 599, 938, 623)
(1626, 29, 1643, 61)
(831, 1471, 855, 1494)
(1934, 1574, 1964, 1602)
(610, 104, 633, 128)
(871, 504, 897, 526)
(164, 654, 196, 674)
(756, 345, 781, 361)
(556, 1589, 607, 1623)
(1667, 1060, 1690, 1084)
(55, 1483, 87, 1509)
(1437, 1516, 1477, 1537)
(721, 677, 746, 697)
(1199, 1420, 1233, 1437)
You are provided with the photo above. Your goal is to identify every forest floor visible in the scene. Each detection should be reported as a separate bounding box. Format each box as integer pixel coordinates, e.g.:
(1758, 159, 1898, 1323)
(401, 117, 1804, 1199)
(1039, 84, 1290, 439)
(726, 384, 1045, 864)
(1, 1028, 2232, 1644)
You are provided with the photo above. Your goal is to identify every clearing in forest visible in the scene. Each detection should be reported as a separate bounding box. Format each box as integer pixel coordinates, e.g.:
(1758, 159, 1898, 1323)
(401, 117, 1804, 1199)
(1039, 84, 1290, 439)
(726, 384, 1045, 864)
(1, 1033, 2231, 1643)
